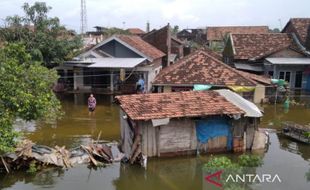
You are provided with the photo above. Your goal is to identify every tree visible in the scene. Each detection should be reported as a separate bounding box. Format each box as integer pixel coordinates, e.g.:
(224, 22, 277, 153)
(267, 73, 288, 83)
(0, 43, 61, 154)
(270, 28, 281, 33)
(0, 2, 82, 67)
(172, 25, 179, 35)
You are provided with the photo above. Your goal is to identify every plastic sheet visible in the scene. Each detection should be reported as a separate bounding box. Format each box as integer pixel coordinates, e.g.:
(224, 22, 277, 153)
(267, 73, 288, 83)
(195, 117, 233, 150)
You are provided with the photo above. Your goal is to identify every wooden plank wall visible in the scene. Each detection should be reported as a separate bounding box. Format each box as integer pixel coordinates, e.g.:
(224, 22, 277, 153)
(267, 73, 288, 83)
(140, 121, 158, 157)
(158, 118, 197, 154)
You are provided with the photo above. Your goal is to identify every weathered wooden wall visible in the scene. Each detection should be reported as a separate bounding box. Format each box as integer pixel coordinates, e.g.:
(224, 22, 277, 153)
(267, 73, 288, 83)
(125, 117, 260, 157)
(158, 118, 197, 155)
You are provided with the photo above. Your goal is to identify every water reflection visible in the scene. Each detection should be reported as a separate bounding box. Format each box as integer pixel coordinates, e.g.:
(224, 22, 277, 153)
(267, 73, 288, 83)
(2, 93, 310, 190)
(23, 93, 120, 148)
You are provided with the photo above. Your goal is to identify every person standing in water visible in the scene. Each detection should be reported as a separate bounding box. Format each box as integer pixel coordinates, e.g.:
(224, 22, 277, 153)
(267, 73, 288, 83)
(88, 94, 96, 115)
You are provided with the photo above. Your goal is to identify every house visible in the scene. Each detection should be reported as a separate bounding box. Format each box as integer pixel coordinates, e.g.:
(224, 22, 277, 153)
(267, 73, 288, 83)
(223, 31, 310, 90)
(57, 35, 165, 93)
(127, 28, 146, 36)
(152, 49, 269, 102)
(282, 18, 310, 49)
(142, 24, 184, 67)
(116, 90, 263, 158)
(177, 28, 207, 44)
(206, 26, 269, 51)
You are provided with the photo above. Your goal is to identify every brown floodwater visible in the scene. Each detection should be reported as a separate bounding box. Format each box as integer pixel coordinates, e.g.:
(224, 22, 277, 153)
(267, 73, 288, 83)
(1, 93, 310, 190)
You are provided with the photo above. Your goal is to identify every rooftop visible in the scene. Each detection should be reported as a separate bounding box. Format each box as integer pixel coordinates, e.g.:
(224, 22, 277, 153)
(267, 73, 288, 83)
(116, 90, 244, 120)
(127, 28, 146, 35)
(230, 33, 295, 60)
(265, 57, 310, 65)
(207, 26, 269, 41)
(283, 18, 310, 45)
(116, 35, 165, 60)
(153, 50, 256, 86)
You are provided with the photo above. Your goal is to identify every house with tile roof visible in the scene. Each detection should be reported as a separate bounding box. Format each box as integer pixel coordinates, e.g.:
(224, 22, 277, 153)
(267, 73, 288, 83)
(116, 90, 264, 158)
(206, 26, 269, 52)
(57, 34, 165, 93)
(142, 24, 184, 67)
(127, 28, 146, 36)
(282, 18, 310, 48)
(152, 49, 269, 102)
(223, 22, 310, 90)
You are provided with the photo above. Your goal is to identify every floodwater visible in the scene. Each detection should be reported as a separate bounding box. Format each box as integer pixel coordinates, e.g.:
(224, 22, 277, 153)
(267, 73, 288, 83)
(1, 93, 310, 190)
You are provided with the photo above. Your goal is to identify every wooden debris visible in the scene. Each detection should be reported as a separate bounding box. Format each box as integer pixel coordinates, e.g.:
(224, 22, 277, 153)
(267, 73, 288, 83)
(0, 139, 124, 173)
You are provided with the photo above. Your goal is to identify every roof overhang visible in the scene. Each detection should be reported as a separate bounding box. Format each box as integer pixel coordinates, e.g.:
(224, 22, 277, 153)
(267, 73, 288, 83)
(234, 63, 263, 72)
(66, 58, 146, 69)
(265, 58, 310, 65)
(216, 89, 263, 117)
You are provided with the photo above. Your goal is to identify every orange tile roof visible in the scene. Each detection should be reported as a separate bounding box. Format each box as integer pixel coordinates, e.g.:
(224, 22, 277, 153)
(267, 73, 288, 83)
(153, 49, 256, 86)
(127, 28, 146, 35)
(207, 26, 269, 41)
(117, 35, 165, 60)
(116, 91, 244, 120)
(283, 18, 310, 45)
(231, 33, 295, 60)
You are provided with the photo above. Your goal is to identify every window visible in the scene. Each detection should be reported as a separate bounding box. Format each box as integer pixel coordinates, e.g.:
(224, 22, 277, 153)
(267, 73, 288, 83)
(295, 71, 303, 88)
(279, 71, 285, 79)
(285, 72, 291, 82)
(278, 71, 291, 82)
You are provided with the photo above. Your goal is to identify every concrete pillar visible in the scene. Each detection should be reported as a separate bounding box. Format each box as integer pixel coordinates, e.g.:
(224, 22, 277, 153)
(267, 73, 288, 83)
(74, 68, 84, 90)
(253, 84, 265, 104)
(63, 69, 68, 83)
(110, 71, 114, 92)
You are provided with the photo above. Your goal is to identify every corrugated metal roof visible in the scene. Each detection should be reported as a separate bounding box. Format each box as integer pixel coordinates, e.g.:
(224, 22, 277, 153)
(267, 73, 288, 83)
(87, 58, 146, 68)
(234, 63, 263, 72)
(266, 58, 310, 65)
(216, 89, 263, 118)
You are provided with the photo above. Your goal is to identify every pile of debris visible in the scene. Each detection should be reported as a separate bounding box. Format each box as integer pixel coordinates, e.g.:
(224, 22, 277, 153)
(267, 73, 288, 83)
(0, 139, 124, 173)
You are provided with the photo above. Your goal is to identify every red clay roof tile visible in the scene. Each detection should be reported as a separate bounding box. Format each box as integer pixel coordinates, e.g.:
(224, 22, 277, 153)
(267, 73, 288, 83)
(153, 49, 256, 86)
(283, 18, 310, 45)
(207, 26, 269, 41)
(231, 33, 295, 60)
(117, 35, 165, 60)
(127, 28, 146, 35)
(116, 91, 244, 120)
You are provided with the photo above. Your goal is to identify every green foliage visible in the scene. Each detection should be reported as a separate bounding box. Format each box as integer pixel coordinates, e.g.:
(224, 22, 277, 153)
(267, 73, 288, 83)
(0, 2, 82, 67)
(270, 28, 281, 33)
(203, 156, 239, 169)
(105, 27, 130, 36)
(238, 155, 263, 167)
(0, 43, 62, 154)
(27, 161, 37, 174)
(203, 154, 263, 169)
(172, 25, 179, 35)
(304, 132, 310, 138)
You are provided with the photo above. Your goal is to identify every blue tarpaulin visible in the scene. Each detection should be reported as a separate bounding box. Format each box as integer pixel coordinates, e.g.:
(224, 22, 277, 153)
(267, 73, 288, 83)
(195, 117, 233, 150)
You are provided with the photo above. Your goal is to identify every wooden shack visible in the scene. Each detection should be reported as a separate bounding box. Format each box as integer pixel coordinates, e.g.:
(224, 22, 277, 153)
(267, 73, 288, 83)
(115, 90, 263, 160)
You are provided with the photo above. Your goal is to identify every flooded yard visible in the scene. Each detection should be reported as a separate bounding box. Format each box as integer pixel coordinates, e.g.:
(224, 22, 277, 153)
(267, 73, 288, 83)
(1, 93, 310, 190)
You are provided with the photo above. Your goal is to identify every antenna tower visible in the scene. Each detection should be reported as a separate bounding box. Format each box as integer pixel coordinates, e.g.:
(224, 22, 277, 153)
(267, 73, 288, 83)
(80, 0, 87, 34)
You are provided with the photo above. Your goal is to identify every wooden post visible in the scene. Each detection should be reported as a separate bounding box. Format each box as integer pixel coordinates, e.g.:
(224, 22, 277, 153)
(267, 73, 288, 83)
(110, 70, 114, 92)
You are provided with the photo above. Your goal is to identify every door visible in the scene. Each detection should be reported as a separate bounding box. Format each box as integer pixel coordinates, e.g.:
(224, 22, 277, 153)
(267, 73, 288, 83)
(295, 71, 303, 88)
(195, 117, 233, 152)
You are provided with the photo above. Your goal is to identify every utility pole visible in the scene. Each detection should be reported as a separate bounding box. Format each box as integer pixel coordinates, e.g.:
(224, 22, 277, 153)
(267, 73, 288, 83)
(80, 0, 88, 35)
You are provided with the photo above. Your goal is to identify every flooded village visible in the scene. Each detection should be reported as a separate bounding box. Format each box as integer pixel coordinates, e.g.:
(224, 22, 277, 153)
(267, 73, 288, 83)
(0, 1, 310, 190)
